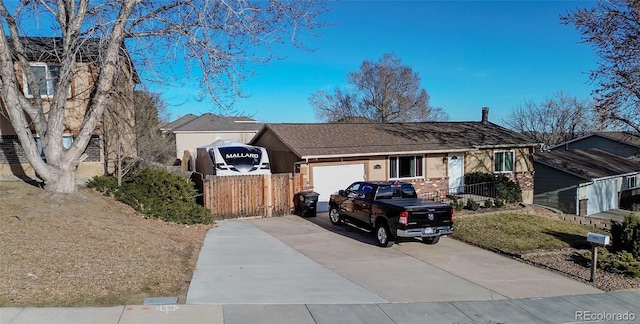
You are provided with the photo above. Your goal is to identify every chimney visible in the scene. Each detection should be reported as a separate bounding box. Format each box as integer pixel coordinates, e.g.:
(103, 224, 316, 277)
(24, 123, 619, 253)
(481, 107, 489, 124)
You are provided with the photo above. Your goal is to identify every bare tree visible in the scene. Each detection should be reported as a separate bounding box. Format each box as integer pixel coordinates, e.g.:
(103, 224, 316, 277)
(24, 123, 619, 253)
(104, 88, 175, 186)
(502, 91, 598, 147)
(0, 1, 326, 193)
(562, 0, 640, 133)
(311, 53, 448, 123)
(133, 89, 174, 165)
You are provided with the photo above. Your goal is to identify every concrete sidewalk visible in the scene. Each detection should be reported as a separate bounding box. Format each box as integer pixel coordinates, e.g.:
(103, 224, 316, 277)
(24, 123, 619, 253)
(3, 291, 639, 323)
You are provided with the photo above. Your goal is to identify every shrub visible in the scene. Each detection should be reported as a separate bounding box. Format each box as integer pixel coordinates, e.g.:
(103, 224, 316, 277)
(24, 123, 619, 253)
(610, 214, 640, 259)
(484, 199, 494, 208)
(584, 249, 640, 278)
(87, 175, 118, 197)
(465, 172, 522, 203)
(466, 198, 480, 211)
(88, 168, 212, 225)
(494, 198, 506, 208)
(450, 197, 464, 212)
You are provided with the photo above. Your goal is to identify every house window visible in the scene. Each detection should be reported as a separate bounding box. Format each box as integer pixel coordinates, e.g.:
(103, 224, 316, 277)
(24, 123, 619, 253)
(25, 63, 61, 98)
(627, 176, 638, 189)
(494, 151, 514, 173)
(389, 155, 423, 179)
(34, 134, 74, 160)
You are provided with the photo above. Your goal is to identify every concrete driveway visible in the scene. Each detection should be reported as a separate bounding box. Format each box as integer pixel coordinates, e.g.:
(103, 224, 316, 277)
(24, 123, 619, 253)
(187, 213, 601, 305)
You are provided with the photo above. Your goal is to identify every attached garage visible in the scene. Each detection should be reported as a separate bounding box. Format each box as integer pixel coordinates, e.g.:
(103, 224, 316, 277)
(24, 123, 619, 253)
(312, 164, 365, 212)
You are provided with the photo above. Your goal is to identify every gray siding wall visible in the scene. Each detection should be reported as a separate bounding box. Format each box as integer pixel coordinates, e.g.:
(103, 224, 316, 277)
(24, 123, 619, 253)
(534, 163, 582, 193)
(552, 136, 639, 158)
(533, 162, 582, 214)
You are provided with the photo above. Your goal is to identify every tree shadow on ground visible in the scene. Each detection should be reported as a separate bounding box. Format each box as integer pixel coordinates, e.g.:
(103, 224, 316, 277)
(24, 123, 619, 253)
(300, 212, 423, 247)
(543, 230, 592, 249)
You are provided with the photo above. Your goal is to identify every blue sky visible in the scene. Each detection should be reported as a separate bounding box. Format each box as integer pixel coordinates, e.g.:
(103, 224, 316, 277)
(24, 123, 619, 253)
(157, 1, 598, 126)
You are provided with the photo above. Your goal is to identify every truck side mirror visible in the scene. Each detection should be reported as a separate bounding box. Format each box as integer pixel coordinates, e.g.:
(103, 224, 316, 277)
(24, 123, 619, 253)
(339, 190, 345, 196)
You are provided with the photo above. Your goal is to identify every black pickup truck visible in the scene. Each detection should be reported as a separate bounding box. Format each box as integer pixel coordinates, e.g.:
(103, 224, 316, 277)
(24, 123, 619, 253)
(328, 181, 454, 247)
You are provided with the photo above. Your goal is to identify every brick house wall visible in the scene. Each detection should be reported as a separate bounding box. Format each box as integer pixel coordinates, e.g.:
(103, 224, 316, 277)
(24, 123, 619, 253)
(404, 177, 450, 200)
(507, 171, 535, 192)
(0, 135, 101, 164)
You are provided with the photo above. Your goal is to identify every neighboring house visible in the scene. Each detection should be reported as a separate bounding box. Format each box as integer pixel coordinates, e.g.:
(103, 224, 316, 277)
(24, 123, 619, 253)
(164, 113, 263, 161)
(159, 113, 198, 136)
(250, 108, 540, 211)
(549, 132, 640, 160)
(534, 148, 640, 216)
(0, 37, 137, 178)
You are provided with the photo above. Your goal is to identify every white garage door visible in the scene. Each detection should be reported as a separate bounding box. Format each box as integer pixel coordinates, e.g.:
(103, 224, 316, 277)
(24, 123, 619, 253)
(586, 178, 619, 215)
(312, 164, 365, 212)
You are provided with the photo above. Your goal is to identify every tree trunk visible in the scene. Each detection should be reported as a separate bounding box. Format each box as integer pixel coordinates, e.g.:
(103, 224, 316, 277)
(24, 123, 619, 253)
(43, 166, 77, 193)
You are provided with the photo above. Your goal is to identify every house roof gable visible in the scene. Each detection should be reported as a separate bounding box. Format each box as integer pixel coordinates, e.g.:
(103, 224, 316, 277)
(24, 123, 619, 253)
(534, 148, 640, 180)
(549, 132, 640, 150)
(251, 122, 540, 159)
(160, 114, 198, 131)
(171, 113, 262, 132)
(9, 36, 139, 82)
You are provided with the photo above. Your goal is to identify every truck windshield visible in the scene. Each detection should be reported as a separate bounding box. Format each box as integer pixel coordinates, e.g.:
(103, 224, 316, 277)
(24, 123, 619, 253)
(375, 185, 417, 199)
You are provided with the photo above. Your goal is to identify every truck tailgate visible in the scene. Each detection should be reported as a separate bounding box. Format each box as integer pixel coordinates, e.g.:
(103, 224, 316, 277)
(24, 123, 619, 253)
(392, 199, 453, 227)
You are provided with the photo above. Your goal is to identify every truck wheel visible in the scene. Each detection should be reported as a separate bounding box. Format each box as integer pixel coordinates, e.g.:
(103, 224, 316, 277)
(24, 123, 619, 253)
(329, 207, 342, 225)
(422, 236, 440, 245)
(375, 223, 394, 247)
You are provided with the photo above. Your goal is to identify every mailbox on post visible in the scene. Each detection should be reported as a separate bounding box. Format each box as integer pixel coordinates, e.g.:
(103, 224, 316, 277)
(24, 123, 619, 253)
(587, 232, 610, 283)
(587, 232, 610, 246)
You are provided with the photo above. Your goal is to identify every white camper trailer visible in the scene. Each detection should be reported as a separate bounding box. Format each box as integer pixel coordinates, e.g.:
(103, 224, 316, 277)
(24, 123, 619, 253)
(196, 140, 271, 176)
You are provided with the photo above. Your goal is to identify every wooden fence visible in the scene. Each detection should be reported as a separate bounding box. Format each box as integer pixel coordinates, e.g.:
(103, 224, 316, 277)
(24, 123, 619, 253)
(200, 173, 303, 219)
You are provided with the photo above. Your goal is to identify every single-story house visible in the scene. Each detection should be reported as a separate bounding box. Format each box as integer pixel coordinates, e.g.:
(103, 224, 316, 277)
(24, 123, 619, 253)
(549, 132, 640, 160)
(250, 109, 541, 210)
(534, 148, 640, 216)
(162, 113, 263, 162)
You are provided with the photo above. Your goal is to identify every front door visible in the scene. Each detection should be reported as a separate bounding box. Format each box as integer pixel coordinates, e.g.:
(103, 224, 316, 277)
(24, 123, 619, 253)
(448, 153, 464, 194)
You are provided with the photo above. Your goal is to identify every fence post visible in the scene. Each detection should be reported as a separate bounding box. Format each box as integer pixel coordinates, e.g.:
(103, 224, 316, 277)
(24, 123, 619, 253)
(264, 174, 273, 217)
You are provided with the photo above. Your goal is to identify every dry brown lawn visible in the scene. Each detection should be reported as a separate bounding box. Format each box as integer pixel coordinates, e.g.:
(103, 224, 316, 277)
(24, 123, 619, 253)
(0, 180, 212, 307)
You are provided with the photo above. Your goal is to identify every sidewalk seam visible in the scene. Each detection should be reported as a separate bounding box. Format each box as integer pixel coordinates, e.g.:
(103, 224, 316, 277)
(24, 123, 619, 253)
(375, 303, 398, 324)
(116, 305, 126, 324)
(304, 304, 318, 324)
(504, 299, 555, 324)
(449, 301, 477, 323)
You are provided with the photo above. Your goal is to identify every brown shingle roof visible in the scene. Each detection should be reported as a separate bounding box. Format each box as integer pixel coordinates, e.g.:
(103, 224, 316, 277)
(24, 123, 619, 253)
(253, 122, 540, 158)
(534, 148, 640, 180)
